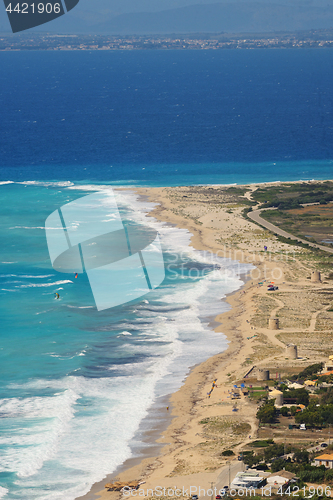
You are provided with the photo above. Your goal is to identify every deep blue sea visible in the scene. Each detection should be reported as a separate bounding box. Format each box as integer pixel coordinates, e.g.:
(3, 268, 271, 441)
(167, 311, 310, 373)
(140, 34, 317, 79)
(1, 49, 333, 184)
(0, 49, 332, 500)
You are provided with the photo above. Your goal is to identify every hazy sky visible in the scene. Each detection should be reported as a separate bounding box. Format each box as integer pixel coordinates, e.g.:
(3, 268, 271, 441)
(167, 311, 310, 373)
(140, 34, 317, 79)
(1, 0, 332, 34)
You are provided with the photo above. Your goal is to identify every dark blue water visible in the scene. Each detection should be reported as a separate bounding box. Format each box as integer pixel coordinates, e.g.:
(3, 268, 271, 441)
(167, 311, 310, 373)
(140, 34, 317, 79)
(0, 49, 332, 185)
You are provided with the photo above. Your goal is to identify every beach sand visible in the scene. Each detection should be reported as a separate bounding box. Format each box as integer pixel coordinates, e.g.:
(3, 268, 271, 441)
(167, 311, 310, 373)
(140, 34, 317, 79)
(78, 182, 333, 500)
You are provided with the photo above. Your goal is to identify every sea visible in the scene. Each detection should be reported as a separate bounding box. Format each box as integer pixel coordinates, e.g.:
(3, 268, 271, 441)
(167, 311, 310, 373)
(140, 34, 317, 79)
(0, 48, 333, 500)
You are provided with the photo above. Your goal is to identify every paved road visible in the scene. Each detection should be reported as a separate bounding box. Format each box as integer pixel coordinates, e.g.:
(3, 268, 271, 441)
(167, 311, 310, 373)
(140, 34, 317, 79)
(307, 442, 331, 453)
(248, 209, 333, 255)
(201, 461, 244, 500)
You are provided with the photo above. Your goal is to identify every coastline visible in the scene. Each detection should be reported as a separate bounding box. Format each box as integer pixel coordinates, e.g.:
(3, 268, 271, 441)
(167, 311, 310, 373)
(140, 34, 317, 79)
(77, 278, 255, 500)
(77, 181, 332, 500)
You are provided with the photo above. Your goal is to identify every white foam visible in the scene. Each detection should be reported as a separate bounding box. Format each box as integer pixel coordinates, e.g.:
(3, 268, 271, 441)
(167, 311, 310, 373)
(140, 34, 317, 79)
(0, 486, 8, 499)
(9, 226, 48, 230)
(67, 184, 113, 192)
(18, 181, 75, 188)
(17, 280, 73, 288)
(66, 305, 94, 309)
(0, 274, 54, 279)
(0, 388, 79, 478)
(4, 375, 170, 498)
(0, 181, 14, 186)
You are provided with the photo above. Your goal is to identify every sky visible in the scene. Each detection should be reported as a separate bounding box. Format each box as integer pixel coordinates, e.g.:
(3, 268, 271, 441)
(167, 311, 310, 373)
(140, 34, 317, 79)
(1, 0, 333, 35)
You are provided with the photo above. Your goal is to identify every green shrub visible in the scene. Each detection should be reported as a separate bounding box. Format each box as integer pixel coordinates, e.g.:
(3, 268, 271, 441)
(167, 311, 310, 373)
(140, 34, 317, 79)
(250, 439, 275, 447)
(280, 407, 289, 417)
(256, 399, 277, 423)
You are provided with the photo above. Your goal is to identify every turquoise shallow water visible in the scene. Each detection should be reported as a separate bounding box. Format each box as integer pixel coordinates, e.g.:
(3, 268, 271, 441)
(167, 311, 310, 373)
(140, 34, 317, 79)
(0, 181, 253, 500)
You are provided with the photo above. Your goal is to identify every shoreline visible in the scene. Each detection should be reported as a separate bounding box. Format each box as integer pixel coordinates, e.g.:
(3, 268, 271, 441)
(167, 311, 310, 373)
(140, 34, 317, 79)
(77, 275, 254, 500)
(77, 181, 332, 500)
(77, 262, 253, 500)
(76, 184, 272, 500)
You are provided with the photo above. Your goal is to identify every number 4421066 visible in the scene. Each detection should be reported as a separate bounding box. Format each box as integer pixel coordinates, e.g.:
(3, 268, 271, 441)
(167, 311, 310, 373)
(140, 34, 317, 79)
(6, 3, 62, 14)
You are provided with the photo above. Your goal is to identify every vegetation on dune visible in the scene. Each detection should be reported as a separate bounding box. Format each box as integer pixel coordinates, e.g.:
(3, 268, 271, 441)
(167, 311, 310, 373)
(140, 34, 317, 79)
(249, 182, 333, 248)
(256, 399, 278, 423)
(250, 438, 275, 447)
(282, 388, 310, 406)
(252, 182, 333, 208)
(294, 402, 333, 427)
(291, 363, 324, 381)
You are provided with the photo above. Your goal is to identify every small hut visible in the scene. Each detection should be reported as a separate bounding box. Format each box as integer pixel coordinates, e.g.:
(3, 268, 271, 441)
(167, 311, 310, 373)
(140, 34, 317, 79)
(286, 344, 298, 360)
(311, 271, 321, 283)
(257, 369, 269, 381)
(269, 318, 279, 330)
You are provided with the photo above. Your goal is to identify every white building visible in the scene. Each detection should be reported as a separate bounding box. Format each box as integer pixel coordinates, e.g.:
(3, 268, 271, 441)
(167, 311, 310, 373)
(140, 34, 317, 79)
(313, 454, 333, 469)
(267, 471, 296, 486)
(231, 471, 265, 489)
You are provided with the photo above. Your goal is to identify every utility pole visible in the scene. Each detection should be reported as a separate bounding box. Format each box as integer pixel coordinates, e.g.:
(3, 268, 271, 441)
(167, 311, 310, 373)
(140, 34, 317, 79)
(211, 482, 214, 500)
(228, 461, 231, 488)
(329, 424, 331, 446)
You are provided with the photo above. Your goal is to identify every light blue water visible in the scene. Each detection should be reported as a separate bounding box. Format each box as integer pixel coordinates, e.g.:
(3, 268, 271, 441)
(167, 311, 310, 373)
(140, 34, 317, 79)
(0, 181, 252, 500)
(0, 48, 332, 499)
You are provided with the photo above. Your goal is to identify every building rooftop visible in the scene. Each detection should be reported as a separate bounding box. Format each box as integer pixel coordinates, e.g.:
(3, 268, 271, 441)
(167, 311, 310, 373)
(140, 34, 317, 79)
(267, 471, 296, 479)
(314, 454, 333, 460)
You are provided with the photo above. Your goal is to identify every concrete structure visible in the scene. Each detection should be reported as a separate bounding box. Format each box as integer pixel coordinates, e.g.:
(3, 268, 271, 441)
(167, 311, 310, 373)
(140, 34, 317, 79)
(323, 362, 333, 373)
(267, 471, 296, 485)
(286, 344, 298, 360)
(288, 381, 304, 389)
(269, 389, 284, 406)
(269, 317, 279, 330)
(311, 270, 321, 283)
(313, 454, 333, 469)
(257, 369, 269, 381)
(231, 471, 265, 490)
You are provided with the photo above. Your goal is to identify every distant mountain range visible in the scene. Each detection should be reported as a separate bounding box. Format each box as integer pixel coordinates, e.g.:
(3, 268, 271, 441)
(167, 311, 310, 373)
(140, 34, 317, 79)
(1, 0, 333, 34)
(94, 2, 333, 35)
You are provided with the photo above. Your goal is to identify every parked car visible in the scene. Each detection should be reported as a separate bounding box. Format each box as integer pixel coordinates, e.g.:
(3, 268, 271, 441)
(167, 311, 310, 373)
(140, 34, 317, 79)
(321, 443, 328, 448)
(216, 495, 222, 499)
(192, 496, 199, 500)
(267, 286, 278, 291)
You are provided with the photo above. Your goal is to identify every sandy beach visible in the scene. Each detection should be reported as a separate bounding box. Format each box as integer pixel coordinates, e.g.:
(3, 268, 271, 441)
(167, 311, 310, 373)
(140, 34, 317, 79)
(78, 182, 333, 500)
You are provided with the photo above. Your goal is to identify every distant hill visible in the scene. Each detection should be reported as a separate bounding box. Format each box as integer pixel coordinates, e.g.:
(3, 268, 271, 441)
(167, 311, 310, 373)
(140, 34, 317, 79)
(92, 2, 333, 35)
(1, 0, 333, 34)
